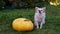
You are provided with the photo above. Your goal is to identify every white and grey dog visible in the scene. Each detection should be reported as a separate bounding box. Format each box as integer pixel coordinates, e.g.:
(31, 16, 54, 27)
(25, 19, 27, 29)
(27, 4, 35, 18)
(34, 7, 46, 29)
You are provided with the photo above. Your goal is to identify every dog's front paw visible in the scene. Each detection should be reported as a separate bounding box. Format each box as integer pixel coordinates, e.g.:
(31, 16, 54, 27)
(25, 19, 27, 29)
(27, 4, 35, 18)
(40, 25, 43, 29)
(40, 27, 42, 29)
(37, 26, 39, 29)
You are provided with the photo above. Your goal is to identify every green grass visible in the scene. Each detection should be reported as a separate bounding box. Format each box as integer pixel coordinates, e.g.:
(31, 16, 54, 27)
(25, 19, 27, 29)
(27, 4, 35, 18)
(0, 5, 60, 34)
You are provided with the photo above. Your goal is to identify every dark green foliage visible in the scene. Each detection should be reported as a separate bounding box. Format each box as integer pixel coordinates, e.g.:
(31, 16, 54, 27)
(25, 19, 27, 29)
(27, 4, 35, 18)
(0, 0, 50, 8)
(0, 0, 5, 7)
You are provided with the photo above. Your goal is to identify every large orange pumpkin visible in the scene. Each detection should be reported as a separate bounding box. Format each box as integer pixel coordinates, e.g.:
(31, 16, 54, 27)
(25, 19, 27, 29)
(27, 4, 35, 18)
(12, 18, 34, 31)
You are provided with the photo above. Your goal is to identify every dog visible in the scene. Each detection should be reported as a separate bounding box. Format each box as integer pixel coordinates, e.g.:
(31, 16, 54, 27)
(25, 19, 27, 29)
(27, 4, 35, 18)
(34, 7, 46, 29)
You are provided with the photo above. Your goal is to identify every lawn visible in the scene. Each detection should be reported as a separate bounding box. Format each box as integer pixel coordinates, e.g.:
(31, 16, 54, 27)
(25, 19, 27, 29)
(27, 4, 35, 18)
(0, 5, 60, 34)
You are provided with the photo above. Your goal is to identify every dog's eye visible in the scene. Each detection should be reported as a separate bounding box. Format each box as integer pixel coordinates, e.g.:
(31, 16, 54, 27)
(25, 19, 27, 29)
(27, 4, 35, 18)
(40, 10, 43, 11)
(38, 10, 41, 12)
(38, 10, 41, 14)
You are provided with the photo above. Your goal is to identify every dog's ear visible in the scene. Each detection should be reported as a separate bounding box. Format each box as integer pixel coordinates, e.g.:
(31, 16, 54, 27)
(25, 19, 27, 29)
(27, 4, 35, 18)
(35, 7, 38, 12)
(42, 7, 46, 11)
(35, 7, 38, 9)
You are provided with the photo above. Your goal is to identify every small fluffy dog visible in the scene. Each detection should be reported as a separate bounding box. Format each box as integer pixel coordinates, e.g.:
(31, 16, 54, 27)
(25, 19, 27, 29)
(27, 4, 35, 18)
(34, 7, 46, 29)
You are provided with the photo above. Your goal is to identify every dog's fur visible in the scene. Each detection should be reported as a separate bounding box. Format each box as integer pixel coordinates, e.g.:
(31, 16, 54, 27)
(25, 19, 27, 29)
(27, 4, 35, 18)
(34, 7, 46, 29)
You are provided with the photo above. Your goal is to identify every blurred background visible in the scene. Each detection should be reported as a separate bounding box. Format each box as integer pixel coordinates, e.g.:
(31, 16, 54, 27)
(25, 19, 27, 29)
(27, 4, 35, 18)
(0, 0, 50, 9)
